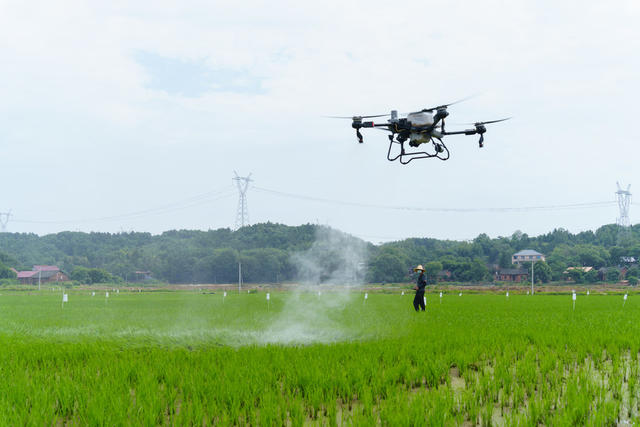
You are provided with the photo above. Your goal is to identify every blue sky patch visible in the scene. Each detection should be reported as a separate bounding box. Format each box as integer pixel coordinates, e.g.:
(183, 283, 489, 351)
(134, 50, 264, 97)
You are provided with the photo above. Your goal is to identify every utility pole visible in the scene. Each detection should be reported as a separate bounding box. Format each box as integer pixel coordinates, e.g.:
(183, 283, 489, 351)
(233, 172, 252, 230)
(531, 260, 536, 295)
(0, 210, 11, 232)
(616, 182, 632, 242)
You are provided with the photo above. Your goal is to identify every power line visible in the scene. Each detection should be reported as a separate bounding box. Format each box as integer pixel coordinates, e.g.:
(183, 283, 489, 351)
(252, 186, 616, 213)
(11, 186, 235, 225)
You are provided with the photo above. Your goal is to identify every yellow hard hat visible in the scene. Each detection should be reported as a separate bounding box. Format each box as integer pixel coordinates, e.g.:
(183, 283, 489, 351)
(413, 265, 425, 272)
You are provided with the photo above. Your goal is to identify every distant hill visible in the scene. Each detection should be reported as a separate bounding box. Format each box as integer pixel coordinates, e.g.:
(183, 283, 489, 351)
(0, 222, 638, 284)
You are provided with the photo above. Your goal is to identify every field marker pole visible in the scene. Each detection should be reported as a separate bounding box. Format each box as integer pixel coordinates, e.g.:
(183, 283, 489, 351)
(266, 292, 270, 311)
(623, 293, 628, 307)
(572, 291, 576, 310)
(531, 260, 537, 295)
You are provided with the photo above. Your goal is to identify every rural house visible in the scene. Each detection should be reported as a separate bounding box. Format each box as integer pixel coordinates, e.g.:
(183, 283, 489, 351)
(512, 249, 545, 266)
(496, 269, 529, 282)
(16, 265, 69, 285)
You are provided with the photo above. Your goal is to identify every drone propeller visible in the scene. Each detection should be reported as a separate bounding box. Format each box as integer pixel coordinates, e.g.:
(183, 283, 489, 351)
(420, 95, 476, 113)
(451, 117, 512, 126)
(471, 118, 510, 148)
(473, 117, 511, 126)
(325, 114, 389, 120)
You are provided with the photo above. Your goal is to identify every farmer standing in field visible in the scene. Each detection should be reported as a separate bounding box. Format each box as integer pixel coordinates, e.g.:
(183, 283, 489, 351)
(413, 265, 427, 311)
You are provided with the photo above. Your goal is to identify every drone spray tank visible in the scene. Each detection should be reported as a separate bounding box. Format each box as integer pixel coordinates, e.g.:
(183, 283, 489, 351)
(406, 111, 434, 146)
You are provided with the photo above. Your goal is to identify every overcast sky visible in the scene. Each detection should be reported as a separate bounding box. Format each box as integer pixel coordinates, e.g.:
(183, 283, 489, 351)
(1, 0, 639, 242)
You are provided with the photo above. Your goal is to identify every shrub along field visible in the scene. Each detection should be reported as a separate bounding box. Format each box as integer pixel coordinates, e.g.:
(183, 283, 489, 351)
(0, 289, 639, 424)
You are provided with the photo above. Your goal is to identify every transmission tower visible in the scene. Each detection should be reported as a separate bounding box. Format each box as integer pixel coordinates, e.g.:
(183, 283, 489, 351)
(233, 172, 252, 229)
(616, 182, 632, 228)
(0, 210, 11, 233)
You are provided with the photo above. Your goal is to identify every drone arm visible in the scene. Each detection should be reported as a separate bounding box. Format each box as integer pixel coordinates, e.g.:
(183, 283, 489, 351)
(442, 129, 477, 136)
(443, 127, 486, 147)
(352, 121, 394, 143)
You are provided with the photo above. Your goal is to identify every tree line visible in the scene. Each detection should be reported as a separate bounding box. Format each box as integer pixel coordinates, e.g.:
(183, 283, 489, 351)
(0, 222, 639, 284)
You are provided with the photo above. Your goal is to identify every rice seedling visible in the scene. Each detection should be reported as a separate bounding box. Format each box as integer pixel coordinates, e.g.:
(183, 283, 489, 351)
(0, 291, 638, 423)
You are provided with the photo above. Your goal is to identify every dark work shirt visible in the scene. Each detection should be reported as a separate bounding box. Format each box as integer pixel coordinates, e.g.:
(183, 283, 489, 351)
(416, 273, 427, 291)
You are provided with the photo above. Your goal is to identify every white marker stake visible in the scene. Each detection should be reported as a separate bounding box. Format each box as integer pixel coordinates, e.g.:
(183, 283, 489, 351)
(117, 289, 119, 294)
(91, 292, 95, 297)
(459, 292, 462, 297)
(364, 293, 368, 305)
(587, 290, 590, 296)
(624, 293, 628, 307)
(439, 292, 443, 304)
(572, 292, 576, 310)
(266, 292, 270, 311)
(318, 291, 321, 297)
(105, 291, 109, 304)
(401, 291, 405, 296)
(423, 296, 426, 307)
(62, 293, 68, 308)
(506, 291, 509, 298)
(527, 290, 529, 295)
(223, 291, 227, 304)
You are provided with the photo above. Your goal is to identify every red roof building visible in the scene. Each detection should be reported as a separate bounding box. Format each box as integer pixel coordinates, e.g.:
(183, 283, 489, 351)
(16, 266, 69, 285)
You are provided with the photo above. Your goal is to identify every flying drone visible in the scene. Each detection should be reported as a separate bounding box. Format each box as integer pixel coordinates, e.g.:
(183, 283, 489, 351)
(329, 100, 509, 164)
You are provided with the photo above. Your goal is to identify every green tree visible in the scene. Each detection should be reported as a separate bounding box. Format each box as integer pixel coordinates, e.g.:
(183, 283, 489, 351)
(606, 268, 621, 283)
(0, 262, 16, 279)
(368, 247, 408, 283)
(533, 262, 552, 283)
(567, 269, 584, 284)
(627, 266, 640, 278)
(70, 266, 91, 283)
(584, 269, 599, 283)
(425, 261, 442, 285)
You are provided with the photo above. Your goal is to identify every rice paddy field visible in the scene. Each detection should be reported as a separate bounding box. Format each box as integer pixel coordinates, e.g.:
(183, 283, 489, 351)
(1, 288, 640, 425)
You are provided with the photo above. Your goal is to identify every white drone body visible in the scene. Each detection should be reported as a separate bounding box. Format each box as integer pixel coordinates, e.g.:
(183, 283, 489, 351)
(404, 111, 442, 145)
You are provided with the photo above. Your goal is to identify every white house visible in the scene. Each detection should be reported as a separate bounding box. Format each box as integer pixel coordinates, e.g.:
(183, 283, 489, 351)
(512, 249, 545, 266)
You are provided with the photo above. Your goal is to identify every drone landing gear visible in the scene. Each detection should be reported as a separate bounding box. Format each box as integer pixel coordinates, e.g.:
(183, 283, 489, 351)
(386, 136, 449, 164)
